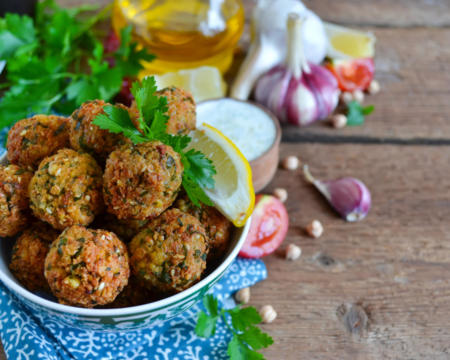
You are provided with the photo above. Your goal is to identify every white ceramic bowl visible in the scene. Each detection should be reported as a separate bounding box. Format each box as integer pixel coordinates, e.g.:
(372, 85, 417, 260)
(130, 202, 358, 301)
(0, 154, 251, 331)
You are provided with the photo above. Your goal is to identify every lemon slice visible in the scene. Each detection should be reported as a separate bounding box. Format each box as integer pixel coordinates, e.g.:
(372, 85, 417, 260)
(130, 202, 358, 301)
(142, 66, 227, 103)
(325, 22, 376, 59)
(187, 124, 255, 227)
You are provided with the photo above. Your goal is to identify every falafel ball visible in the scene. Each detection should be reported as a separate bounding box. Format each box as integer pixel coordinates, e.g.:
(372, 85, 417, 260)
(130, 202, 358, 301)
(69, 100, 130, 162)
(7, 115, 71, 169)
(9, 222, 58, 292)
(44, 225, 130, 307)
(129, 209, 208, 293)
(174, 195, 232, 262)
(103, 141, 183, 220)
(0, 165, 33, 237)
(94, 213, 149, 242)
(131, 87, 196, 135)
(29, 149, 103, 230)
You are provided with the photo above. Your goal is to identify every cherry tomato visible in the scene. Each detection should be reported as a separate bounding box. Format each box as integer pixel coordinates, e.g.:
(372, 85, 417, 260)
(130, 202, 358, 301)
(327, 58, 374, 92)
(239, 195, 289, 259)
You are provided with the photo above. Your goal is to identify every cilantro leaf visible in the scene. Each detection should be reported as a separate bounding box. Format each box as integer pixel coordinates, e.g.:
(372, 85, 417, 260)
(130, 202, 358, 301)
(93, 105, 147, 144)
(346, 101, 375, 126)
(239, 326, 274, 350)
(196, 294, 273, 360)
(195, 311, 218, 338)
(228, 335, 266, 360)
(229, 306, 262, 332)
(203, 294, 219, 317)
(182, 174, 214, 207)
(0, 13, 36, 59)
(0, 1, 153, 127)
(184, 150, 216, 189)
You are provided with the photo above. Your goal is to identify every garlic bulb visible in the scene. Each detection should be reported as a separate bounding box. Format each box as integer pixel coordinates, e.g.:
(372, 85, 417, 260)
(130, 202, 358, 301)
(255, 14, 339, 126)
(230, 0, 327, 100)
(303, 165, 371, 222)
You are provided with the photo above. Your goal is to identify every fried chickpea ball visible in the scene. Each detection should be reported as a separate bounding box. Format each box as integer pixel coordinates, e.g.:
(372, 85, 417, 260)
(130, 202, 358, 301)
(29, 149, 103, 230)
(131, 87, 196, 135)
(44, 225, 130, 307)
(93, 213, 149, 242)
(69, 100, 130, 162)
(7, 115, 71, 169)
(174, 195, 232, 262)
(0, 165, 33, 237)
(129, 209, 208, 293)
(103, 141, 183, 220)
(9, 222, 58, 292)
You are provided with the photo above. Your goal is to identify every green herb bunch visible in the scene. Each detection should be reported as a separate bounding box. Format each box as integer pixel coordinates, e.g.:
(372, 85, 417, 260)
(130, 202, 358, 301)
(93, 77, 216, 207)
(0, 0, 154, 128)
(195, 295, 274, 359)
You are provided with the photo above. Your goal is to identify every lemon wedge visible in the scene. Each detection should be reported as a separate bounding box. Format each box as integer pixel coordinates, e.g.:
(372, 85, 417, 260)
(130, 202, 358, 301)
(324, 22, 376, 59)
(187, 124, 255, 227)
(142, 66, 227, 103)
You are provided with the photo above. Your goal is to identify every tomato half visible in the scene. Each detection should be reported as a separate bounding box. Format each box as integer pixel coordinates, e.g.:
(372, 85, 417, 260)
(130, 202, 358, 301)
(239, 195, 289, 259)
(327, 58, 375, 92)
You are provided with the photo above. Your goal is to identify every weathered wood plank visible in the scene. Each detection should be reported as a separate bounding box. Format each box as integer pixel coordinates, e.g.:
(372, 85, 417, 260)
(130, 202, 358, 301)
(306, 0, 450, 28)
(251, 143, 450, 360)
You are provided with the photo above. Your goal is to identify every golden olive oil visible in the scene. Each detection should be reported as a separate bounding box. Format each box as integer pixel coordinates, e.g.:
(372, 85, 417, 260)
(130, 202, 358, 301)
(112, 0, 245, 74)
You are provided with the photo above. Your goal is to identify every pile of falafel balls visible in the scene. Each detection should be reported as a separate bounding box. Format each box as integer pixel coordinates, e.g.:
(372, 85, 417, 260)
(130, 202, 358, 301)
(2, 87, 232, 308)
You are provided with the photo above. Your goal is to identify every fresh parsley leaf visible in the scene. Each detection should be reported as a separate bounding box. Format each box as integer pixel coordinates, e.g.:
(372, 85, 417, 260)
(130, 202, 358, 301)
(182, 174, 214, 207)
(203, 294, 219, 317)
(184, 150, 216, 189)
(0, 1, 153, 128)
(346, 101, 375, 126)
(239, 326, 274, 350)
(93, 105, 147, 144)
(195, 311, 218, 338)
(196, 294, 273, 360)
(229, 306, 262, 332)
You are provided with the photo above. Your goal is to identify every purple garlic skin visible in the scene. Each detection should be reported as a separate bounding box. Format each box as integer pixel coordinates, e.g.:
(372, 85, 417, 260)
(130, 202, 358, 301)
(324, 177, 371, 221)
(254, 61, 339, 127)
(303, 165, 371, 221)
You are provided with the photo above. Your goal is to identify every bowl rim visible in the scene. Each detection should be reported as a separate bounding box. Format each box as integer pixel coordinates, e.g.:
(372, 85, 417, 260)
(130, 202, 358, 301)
(0, 216, 251, 317)
(197, 98, 282, 163)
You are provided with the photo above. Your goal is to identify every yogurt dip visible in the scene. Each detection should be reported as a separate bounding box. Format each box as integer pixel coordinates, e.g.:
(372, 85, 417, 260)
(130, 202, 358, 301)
(196, 98, 277, 161)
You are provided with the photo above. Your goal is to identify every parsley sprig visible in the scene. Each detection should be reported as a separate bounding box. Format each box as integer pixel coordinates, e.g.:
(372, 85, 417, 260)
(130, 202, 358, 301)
(195, 295, 274, 359)
(346, 101, 375, 126)
(0, 0, 154, 128)
(93, 77, 216, 207)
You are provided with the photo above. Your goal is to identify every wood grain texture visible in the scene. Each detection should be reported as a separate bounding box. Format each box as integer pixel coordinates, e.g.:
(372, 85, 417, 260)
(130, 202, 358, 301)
(1, 1, 449, 360)
(306, 0, 450, 27)
(255, 143, 450, 360)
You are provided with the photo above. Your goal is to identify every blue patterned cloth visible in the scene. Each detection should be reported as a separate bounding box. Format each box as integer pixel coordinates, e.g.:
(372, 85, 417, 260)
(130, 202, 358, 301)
(0, 258, 266, 360)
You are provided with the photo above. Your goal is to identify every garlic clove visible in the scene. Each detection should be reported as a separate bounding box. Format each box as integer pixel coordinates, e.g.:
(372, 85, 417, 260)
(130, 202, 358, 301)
(254, 14, 339, 127)
(231, 0, 327, 100)
(303, 165, 371, 221)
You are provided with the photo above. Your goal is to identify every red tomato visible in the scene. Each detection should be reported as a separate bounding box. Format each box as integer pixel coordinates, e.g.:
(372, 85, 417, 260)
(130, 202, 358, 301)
(239, 195, 289, 259)
(327, 58, 374, 92)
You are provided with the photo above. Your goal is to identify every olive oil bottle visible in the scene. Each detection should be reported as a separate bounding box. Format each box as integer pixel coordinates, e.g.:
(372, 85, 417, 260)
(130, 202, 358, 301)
(112, 0, 245, 75)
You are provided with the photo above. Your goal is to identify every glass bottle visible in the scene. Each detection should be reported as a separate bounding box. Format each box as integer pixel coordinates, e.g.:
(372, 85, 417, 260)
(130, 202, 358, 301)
(112, 0, 245, 75)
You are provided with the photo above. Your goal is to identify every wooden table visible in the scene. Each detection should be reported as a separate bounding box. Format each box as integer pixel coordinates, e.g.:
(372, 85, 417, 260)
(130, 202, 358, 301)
(2, 0, 450, 359)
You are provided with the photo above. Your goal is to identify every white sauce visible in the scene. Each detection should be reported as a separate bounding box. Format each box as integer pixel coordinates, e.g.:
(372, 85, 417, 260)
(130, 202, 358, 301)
(196, 99, 276, 161)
